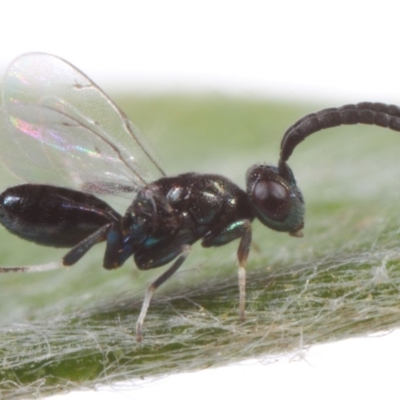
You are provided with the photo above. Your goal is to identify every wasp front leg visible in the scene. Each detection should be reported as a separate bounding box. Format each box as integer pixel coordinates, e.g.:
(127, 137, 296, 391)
(202, 219, 252, 321)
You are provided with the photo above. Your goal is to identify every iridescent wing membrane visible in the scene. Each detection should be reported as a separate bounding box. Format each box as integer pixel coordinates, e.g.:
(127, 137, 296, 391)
(0, 53, 165, 196)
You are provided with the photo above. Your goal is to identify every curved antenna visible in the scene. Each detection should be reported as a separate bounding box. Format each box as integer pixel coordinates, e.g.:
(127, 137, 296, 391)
(279, 102, 400, 163)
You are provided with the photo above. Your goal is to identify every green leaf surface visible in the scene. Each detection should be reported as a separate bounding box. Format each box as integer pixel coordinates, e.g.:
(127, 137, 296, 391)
(1, 95, 400, 399)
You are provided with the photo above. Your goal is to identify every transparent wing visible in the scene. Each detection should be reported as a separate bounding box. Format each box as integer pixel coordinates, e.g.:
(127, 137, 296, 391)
(0, 52, 165, 196)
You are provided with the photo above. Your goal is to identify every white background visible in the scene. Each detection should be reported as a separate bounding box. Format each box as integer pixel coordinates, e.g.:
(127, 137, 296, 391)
(1, 0, 400, 103)
(2, 1, 400, 398)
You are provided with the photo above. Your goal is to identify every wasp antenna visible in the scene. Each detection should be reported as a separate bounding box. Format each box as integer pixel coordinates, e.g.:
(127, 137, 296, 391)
(279, 102, 400, 163)
(0, 261, 64, 273)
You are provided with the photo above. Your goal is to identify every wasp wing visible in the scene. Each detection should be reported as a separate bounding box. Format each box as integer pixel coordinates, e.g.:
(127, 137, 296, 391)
(0, 52, 165, 196)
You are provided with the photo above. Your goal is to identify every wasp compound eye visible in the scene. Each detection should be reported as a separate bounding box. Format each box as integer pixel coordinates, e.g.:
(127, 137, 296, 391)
(246, 164, 305, 237)
(252, 179, 290, 222)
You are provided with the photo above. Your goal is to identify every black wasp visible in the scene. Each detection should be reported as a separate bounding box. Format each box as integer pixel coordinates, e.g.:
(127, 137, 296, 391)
(0, 52, 304, 340)
(1, 54, 398, 341)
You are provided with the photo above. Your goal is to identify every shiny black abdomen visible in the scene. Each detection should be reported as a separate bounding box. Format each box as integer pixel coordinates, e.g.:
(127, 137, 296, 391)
(0, 184, 121, 247)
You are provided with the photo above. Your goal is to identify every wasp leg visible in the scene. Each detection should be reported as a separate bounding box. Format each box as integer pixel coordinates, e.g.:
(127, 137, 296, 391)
(236, 220, 252, 321)
(63, 222, 134, 270)
(104, 237, 135, 270)
(102, 224, 126, 269)
(136, 244, 191, 342)
(63, 224, 112, 266)
(0, 261, 63, 273)
(202, 219, 252, 321)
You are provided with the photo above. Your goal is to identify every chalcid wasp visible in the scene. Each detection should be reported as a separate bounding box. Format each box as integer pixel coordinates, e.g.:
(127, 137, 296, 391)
(1, 53, 398, 340)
